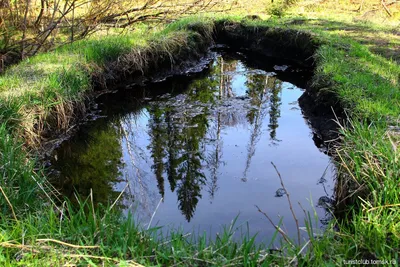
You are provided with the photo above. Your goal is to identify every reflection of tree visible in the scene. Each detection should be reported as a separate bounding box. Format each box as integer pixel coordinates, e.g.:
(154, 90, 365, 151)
(176, 118, 207, 222)
(146, 56, 285, 216)
(165, 110, 179, 192)
(205, 63, 225, 202)
(146, 65, 219, 221)
(52, 121, 123, 206)
(218, 57, 237, 99)
(204, 57, 238, 201)
(268, 79, 283, 145)
(241, 75, 283, 180)
(242, 74, 270, 181)
(206, 114, 222, 202)
(147, 105, 167, 199)
(119, 110, 158, 217)
(218, 57, 245, 127)
(53, 55, 287, 221)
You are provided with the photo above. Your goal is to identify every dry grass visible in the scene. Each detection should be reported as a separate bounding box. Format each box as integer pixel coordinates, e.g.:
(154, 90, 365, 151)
(0, 240, 144, 266)
(291, 0, 400, 22)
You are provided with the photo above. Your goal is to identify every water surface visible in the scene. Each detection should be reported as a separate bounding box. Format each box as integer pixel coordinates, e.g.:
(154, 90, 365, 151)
(51, 51, 334, 243)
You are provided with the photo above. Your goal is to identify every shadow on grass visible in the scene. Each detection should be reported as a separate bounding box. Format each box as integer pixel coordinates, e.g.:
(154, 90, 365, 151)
(287, 18, 400, 63)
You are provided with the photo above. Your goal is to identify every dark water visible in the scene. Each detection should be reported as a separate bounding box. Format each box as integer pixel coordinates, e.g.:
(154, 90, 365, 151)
(50, 51, 334, 243)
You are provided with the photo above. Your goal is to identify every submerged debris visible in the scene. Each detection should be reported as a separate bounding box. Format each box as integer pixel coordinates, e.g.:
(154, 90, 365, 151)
(275, 188, 287, 197)
(317, 196, 334, 210)
(273, 65, 289, 71)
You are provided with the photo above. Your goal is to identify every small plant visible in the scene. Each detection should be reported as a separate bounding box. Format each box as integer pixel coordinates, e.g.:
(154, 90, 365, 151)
(268, 3, 286, 18)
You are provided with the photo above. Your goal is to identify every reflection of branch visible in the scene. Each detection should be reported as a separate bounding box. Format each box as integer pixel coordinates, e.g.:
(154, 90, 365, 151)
(206, 113, 222, 201)
(318, 164, 331, 197)
(119, 115, 153, 214)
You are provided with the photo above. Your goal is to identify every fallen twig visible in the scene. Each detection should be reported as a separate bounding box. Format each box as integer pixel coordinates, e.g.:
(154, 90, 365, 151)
(36, 239, 99, 249)
(367, 203, 400, 212)
(66, 254, 144, 266)
(381, 0, 393, 16)
(0, 241, 41, 253)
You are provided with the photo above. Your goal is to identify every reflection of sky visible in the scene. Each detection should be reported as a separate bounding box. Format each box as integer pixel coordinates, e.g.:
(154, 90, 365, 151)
(107, 57, 334, 243)
(230, 62, 248, 96)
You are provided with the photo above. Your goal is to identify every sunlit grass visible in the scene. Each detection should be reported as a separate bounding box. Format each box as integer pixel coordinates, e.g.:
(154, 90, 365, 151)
(0, 21, 213, 146)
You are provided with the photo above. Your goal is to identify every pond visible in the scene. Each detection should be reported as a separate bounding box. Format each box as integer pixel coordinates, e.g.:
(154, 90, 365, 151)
(50, 50, 335, 244)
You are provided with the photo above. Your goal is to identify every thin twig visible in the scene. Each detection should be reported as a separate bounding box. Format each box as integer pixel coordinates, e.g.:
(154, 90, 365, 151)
(30, 175, 62, 213)
(271, 162, 301, 246)
(289, 239, 311, 264)
(367, 203, 400, 212)
(357, 0, 365, 12)
(0, 242, 41, 253)
(109, 183, 129, 211)
(36, 239, 99, 249)
(0, 186, 17, 221)
(65, 254, 144, 266)
(147, 197, 163, 230)
(381, 0, 393, 16)
(90, 189, 97, 229)
(255, 205, 294, 246)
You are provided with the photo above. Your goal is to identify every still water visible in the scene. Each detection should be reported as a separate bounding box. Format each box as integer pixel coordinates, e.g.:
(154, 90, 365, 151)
(51, 51, 334, 243)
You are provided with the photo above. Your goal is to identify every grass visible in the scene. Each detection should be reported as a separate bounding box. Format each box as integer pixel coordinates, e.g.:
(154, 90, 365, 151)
(1, 8, 400, 266)
(276, 13, 400, 262)
(0, 19, 214, 147)
(212, 15, 400, 263)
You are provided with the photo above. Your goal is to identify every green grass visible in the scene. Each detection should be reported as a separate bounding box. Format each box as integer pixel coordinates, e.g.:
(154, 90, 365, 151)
(0, 124, 41, 213)
(313, 41, 400, 119)
(0, 20, 212, 147)
(0, 14, 400, 266)
(0, 192, 291, 265)
(235, 16, 400, 264)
